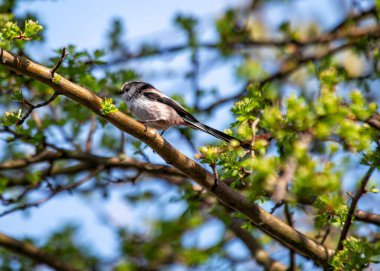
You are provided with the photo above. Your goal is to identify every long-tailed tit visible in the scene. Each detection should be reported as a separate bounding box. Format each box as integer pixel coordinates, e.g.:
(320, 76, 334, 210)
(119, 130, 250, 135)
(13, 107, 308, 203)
(119, 81, 251, 150)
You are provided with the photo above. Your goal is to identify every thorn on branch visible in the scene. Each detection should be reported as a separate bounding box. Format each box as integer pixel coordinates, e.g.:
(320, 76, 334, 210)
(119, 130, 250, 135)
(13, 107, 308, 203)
(50, 47, 67, 78)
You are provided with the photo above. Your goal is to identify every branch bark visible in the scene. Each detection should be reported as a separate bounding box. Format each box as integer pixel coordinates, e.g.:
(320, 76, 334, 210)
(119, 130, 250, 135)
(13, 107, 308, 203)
(0, 232, 81, 271)
(229, 219, 287, 271)
(366, 114, 380, 130)
(356, 210, 380, 226)
(0, 148, 186, 179)
(0, 48, 333, 267)
(336, 167, 375, 251)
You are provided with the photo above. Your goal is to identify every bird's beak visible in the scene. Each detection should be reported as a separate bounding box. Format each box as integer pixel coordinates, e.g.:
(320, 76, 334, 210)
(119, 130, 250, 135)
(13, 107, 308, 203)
(118, 89, 124, 94)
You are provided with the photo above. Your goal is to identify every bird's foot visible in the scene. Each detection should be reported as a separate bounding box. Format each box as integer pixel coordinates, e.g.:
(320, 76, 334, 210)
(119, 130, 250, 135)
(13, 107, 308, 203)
(138, 121, 148, 132)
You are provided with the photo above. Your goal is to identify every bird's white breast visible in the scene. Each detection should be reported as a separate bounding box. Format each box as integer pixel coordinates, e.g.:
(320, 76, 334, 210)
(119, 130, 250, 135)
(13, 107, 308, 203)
(127, 97, 183, 130)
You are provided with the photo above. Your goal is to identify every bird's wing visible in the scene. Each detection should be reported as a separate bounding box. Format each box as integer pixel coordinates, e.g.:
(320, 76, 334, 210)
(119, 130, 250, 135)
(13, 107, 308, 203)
(143, 90, 199, 123)
(143, 89, 252, 150)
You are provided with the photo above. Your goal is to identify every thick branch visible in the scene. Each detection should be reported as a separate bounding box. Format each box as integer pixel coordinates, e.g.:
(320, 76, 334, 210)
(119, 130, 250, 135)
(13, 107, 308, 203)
(4, 147, 380, 227)
(272, 158, 297, 203)
(229, 219, 287, 271)
(0, 148, 187, 181)
(356, 210, 380, 226)
(273, 133, 311, 203)
(0, 232, 80, 271)
(0, 48, 333, 267)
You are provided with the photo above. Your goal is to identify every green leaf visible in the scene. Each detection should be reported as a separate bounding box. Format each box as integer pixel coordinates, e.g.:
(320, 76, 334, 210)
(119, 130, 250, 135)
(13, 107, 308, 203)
(11, 90, 23, 101)
(101, 97, 118, 115)
(331, 237, 380, 270)
(1, 21, 21, 40)
(1, 110, 22, 126)
(0, 20, 43, 41)
(24, 20, 43, 39)
(52, 74, 61, 84)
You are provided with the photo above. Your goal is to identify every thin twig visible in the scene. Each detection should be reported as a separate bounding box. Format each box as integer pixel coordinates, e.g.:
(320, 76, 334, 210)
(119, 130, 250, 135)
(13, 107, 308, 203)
(85, 115, 97, 152)
(320, 226, 331, 245)
(105, 16, 378, 66)
(119, 130, 125, 153)
(0, 166, 103, 218)
(201, 40, 368, 112)
(270, 201, 284, 214)
(50, 47, 67, 77)
(17, 92, 59, 126)
(336, 166, 375, 251)
(284, 203, 296, 271)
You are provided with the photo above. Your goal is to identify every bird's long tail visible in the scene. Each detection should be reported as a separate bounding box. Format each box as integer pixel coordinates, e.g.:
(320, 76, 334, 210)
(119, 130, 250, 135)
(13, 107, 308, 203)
(184, 120, 252, 150)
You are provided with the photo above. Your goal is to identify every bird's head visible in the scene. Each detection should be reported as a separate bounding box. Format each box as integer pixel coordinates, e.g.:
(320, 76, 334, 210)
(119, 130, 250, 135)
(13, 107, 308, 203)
(119, 81, 154, 100)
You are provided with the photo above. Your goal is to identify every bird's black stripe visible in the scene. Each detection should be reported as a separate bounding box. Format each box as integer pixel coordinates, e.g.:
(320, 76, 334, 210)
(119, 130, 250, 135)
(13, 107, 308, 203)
(184, 119, 251, 150)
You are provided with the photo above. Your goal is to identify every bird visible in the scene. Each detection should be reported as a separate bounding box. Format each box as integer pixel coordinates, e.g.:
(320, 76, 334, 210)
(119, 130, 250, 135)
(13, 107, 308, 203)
(119, 81, 251, 150)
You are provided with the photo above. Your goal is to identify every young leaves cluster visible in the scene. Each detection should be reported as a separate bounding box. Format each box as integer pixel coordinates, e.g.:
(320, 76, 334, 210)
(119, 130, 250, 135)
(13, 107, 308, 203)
(0, 20, 43, 41)
(331, 237, 380, 270)
(101, 97, 118, 115)
(1, 109, 22, 126)
(215, 9, 251, 55)
(199, 67, 378, 205)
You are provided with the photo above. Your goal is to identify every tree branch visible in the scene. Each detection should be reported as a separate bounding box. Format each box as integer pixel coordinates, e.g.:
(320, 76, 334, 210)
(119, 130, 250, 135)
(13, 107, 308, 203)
(105, 17, 379, 65)
(366, 114, 380, 130)
(17, 92, 59, 126)
(336, 166, 375, 251)
(273, 133, 311, 203)
(0, 48, 333, 268)
(201, 41, 358, 112)
(0, 148, 187, 181)
(229, 218, 287, 271)
(329, 7, 377, 33)
(0, 232, 81, 271)
(355, 210, 380, 226)
(0, 166, 104, 218)
(284, 203, 296, 271)
(50, 47, 67, 77)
